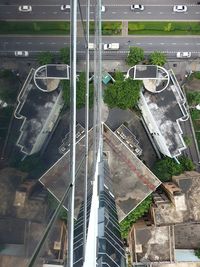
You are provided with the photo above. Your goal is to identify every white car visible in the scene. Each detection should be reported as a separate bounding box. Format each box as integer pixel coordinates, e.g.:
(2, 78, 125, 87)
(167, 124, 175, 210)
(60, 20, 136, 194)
(61, 5, 70, 11)
(173, 5, 187, 12)
(88, 43, 95, 50)
(103, 43, 119, 50)
(130, 4, 144, 11)
(101, 5, 105, 12)
(18, 5, 32, 12)
(14, 51, 29, 57)
(176, 52, 191, 58)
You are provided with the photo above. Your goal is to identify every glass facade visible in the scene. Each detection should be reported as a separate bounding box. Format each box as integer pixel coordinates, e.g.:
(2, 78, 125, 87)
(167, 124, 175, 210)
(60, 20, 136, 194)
(73, 161, 127, 267)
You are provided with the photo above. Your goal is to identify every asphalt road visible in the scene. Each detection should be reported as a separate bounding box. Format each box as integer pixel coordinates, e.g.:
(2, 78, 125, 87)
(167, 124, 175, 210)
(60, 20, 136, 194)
(0, 0, 198, 5)
(1, 36, 200, 59)
(0, 3, 200, 21)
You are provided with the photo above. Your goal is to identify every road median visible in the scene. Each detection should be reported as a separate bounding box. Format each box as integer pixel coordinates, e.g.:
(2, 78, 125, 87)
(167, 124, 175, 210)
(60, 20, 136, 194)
(1, 21, 200, 36)
(0, 21, 122, 35)
(128, 21, 200, 35)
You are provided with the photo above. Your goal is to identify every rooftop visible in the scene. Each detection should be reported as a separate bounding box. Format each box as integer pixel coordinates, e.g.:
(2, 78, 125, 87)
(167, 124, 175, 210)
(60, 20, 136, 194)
(130, 224, 174, 263)
(34, 64, 70, 92)
(128, 65, 169, 93)
(14, 68, 62, 154)
(0, 218, 25, 245)
(139, 70, 188, 158)
(40, 123, 161, 221)
(174, 223, 200, 249)
(153, 171, 200, 225)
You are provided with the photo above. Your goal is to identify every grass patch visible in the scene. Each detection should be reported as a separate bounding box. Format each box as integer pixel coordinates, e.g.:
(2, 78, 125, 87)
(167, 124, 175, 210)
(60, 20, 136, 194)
(187, 92, 200, 106)
(189, 108, 200, 149)
(89, 21, 122, 35)
(193, 71, 200, 79)
(0, 21, 70, 35)
(0, 21, 121, 35)
(190, 109, 200, 121)
(128, 21, 200, 35)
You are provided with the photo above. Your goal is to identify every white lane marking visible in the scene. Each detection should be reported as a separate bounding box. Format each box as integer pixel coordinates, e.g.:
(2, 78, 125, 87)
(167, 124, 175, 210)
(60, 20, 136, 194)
(148, 43, 152, 45)
(172, 43, 176, 45)
(160, 12, 164, 14)
(51, 42, 56, 45)
(124, 12, 128, 14)
(196, 12, 200, 14)
(40, 42, 44, 45)
(64, 43, 67, 45)
(28, 42, 32, 44)
(185, 43, 189, 45)
(53, 11, 58, 14)
(136, 43, 141, 45)
(160, 43, 164, 45)
(197, 43, 200, 45)
(112, 12, 116, 14)
(147, 12, 152, 14)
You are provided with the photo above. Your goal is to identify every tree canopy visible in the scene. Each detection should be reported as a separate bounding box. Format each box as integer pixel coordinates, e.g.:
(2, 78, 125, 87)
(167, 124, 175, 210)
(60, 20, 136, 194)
(103, 71, 142, 109)
(62, 72, 94, 109)
(149, 51, 167, 66)
(195, 249, 200, 259)
(0, 70, 19, 104)
(126, 46, 144, 66)
(152, 156, 195, 182)
(37, 51, 54, 65)
(59, 47, 70, 64)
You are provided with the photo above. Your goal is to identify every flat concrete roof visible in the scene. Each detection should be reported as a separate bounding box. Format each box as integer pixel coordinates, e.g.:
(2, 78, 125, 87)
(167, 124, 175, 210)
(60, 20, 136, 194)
(130, 225, 174, 263)
(15, 69, 61, 154)
(142, 80, 185, 157)
(174, 223, 200, 249)
(40, 124, 161, 221)
(153, 171, 200, 225)
(0, 218, 25, 244)
(103, 124, 161, 221)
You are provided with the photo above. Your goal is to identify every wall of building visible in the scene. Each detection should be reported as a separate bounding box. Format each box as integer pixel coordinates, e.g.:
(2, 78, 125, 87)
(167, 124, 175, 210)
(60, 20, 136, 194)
(30, 91, 64, 155)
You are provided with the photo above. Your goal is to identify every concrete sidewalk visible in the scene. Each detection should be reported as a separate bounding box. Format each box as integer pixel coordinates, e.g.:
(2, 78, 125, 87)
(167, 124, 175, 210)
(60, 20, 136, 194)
(77, 59, 129, 72)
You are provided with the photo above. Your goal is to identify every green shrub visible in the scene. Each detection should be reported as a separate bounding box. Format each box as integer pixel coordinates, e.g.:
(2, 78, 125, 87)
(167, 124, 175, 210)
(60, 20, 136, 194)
(194, 72, 200, 79)
(152, 156, 194, 182)
(120, 196, 152, 238)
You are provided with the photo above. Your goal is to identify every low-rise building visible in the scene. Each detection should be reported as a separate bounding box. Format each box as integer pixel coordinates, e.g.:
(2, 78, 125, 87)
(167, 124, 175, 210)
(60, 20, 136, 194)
(127, 65, 189, 160)
(14, 68, 65, 155)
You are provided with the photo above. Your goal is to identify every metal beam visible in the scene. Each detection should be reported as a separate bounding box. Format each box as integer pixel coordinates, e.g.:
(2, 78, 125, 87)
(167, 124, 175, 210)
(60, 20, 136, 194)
(67, 0, 77, 266)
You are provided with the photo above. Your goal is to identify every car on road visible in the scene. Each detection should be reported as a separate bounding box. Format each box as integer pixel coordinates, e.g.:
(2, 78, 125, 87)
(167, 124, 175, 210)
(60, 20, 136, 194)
(176, 52, 191, 58)
(18, 5, 32, 12)
(61, 5, 70, 11)
(101, 5, 105, 12)
(88, 43, 95, 50)
(103, 43, 119, 50)
(130, 5, 144, 11)
(14, 51, 29, 57)
(173, 5, 187, 12)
